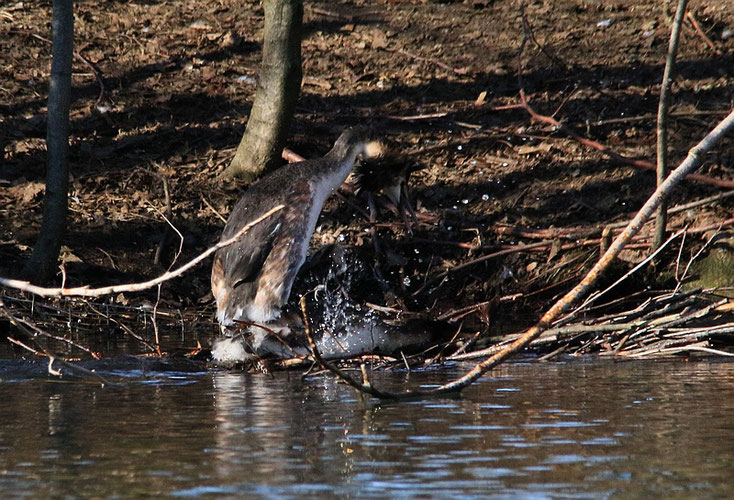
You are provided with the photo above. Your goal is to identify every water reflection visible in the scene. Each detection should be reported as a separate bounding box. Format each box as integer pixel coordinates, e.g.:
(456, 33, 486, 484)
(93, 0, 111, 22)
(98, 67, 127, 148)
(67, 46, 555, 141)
(1, 359, 734, 497)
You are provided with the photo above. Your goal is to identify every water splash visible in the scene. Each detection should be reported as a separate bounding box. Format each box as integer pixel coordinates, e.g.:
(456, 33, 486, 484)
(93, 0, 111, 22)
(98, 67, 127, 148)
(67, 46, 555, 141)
(303, 247, 386, 357)
(212, 247, 432, 365)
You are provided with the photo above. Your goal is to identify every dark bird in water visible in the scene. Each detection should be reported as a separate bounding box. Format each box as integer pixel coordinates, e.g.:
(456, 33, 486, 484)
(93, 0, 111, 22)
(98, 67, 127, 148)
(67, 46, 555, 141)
(211, 128, 373, 334)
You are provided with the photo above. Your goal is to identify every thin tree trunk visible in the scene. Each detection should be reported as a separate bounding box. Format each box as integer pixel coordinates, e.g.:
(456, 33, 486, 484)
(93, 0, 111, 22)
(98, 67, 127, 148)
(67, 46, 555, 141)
(221, 0, 303, 181)
(653, 0, 688, 251)
(24, 0, 74, 283)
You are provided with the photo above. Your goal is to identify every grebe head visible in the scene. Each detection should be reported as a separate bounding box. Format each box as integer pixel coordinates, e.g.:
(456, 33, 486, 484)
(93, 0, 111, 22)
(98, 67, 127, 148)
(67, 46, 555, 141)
(352, 139, 419, 230)
(326, 126, 376, 162)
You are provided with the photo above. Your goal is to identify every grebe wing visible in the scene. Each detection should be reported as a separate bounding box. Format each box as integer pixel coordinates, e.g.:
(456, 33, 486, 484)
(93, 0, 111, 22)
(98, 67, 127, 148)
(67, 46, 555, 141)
(214, 211, 281, 290)
(249, 181, 314, 314)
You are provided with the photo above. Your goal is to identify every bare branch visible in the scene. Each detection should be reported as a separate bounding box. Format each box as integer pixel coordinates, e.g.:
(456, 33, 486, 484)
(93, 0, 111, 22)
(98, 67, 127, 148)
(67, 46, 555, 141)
(0, 205, 284, 298)
(654, 0, 688, 251)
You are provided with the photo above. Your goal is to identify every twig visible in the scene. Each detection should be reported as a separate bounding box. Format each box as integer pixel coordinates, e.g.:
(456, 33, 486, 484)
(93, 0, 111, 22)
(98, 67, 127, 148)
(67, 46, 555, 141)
(232, 319, 306, 360)
(143, 171, 184, 354)
(0, 205, 284, 297)
(516, 91, 734, 189)
(685, 11, 722, 55)
(31, 33, 105, 106)
(669, 190, 734, 214)
(386, 112, 449, 121)
(436, 301, 492, 322)
(422, 240, 551, 288)
(450, 329, 483, 357)
(593, 109, 730, 126)
(0, 297, 113, 385)
(520, 7, 567, 70)
(492, 225, 598, 240)
(200, 193, 227, 223)
(673, 226, 720, 295)
(299, 295, 400, 399)
(395, 48, 469, 76)
(0, 297, 101, 358)
(7, 336, 44, 356)
(654, 0, 687, 251)
(149, 171, 179, 267)
(688, 216, 734, 234)
(84, 300, 158, 353)
(562, 229, 686, 322)
(423, 322, 464, 365)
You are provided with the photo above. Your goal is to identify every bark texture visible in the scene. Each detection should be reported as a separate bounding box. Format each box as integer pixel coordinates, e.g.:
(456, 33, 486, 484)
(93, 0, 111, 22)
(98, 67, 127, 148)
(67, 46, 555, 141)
(24, 0, 74, 283)
(221, 0, 303, 181)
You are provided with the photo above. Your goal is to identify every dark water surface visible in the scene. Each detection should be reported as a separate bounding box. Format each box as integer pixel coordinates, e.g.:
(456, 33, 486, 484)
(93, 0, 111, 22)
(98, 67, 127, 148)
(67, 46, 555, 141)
(1, 358, 734, 498)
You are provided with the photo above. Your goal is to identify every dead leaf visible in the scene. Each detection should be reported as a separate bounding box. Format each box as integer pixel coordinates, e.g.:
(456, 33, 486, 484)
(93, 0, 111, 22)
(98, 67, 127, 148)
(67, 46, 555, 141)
(548, 240, 562, 261)
(367, 29, 389, 49)
(303, 76, 332, 90)
(20, 182, 44, 204)
(84, 49, 105, 63)
(60, 246, 83, 264)
(516, 143, 553, 155)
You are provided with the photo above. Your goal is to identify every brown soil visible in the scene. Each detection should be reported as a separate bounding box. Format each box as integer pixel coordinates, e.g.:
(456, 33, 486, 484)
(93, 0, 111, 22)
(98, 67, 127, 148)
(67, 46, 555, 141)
(2, 0, 734, 357)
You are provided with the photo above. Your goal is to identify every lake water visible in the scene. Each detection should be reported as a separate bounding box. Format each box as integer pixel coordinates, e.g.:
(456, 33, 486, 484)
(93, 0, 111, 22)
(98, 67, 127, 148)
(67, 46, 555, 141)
(1, 357, 733, 498)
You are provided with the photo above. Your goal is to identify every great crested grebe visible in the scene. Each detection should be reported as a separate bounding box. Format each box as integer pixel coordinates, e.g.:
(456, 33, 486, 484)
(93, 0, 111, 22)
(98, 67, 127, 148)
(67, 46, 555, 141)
(210, 128, 413, 363)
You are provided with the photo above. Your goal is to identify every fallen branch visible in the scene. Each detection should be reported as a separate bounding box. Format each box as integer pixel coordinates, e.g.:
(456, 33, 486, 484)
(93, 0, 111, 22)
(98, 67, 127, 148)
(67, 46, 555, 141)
(0, 205, 284, 297)
(433, 109, 734, 392)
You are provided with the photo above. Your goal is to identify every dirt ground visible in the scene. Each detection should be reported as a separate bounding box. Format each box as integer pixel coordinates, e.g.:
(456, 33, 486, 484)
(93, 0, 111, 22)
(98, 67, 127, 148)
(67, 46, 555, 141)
(2, 0, 734, 357)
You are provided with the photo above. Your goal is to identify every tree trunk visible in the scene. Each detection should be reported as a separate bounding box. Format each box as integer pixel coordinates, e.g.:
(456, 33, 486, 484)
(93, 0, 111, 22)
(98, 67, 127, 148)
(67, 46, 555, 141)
(24, 0, 74, 283)
(220, 0, 303, 181)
